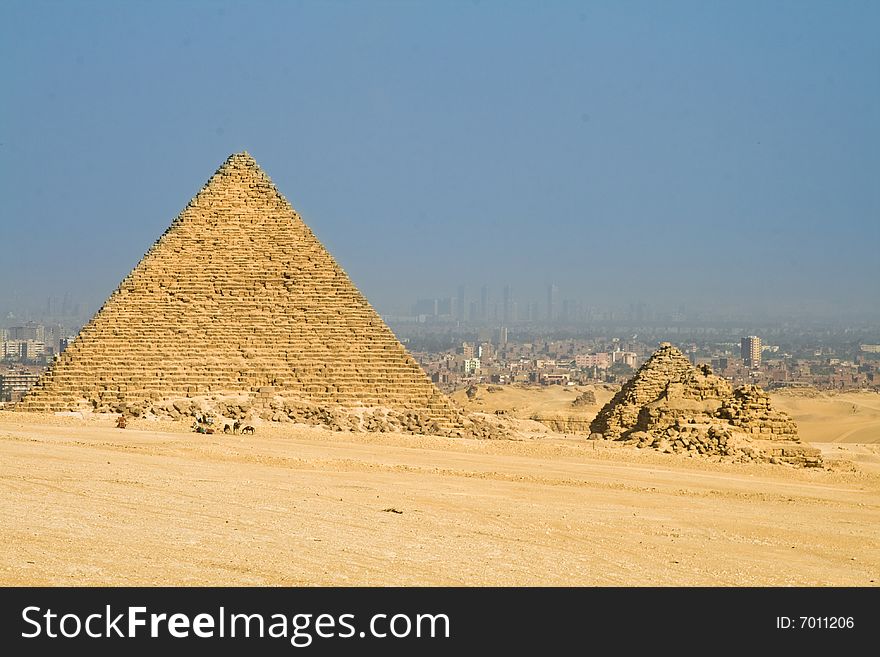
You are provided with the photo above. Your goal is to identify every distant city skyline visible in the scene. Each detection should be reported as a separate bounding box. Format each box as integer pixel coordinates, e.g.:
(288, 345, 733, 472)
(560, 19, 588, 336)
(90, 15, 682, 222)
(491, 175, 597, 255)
(2, 2, 878, 325)
(4, 278, 878, 332)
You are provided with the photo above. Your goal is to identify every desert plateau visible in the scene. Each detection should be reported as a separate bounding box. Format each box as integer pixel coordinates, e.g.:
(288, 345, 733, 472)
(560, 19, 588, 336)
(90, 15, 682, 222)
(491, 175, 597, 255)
(1, 386, 878, 587)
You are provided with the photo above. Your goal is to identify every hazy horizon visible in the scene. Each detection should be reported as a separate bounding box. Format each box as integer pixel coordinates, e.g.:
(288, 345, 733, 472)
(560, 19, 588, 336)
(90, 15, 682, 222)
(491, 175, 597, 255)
(2, 1, 878, 325)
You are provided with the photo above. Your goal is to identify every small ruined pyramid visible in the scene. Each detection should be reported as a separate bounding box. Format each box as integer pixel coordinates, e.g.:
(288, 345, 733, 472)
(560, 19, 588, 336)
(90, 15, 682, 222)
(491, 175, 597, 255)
(590, 343, 713, 439)
(19, 153, 456, 425)
(591, 343, 821, 466)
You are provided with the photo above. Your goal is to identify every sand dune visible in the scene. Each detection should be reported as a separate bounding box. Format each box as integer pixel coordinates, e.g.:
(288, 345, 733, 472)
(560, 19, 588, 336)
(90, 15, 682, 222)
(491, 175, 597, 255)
(770, 390, 880, 444)
(450, 382, 615, 417)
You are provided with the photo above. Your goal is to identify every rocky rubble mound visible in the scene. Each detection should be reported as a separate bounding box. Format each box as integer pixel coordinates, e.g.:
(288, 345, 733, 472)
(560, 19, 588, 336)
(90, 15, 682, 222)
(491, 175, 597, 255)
(590, 343, 822, 467)
(717, 385, 799, 439)
(571, 390, 596, 407)
(126, 393, 513, 440)
(529, 414, 593, 433)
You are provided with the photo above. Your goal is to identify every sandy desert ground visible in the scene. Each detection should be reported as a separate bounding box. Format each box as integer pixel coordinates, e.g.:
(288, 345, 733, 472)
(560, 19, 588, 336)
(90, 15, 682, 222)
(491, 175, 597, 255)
(1, 396, 878, 586)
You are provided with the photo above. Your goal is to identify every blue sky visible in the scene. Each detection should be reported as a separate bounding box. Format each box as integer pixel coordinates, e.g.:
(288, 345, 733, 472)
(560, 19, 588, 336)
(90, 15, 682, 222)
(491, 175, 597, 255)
(1, 0, 878, 321)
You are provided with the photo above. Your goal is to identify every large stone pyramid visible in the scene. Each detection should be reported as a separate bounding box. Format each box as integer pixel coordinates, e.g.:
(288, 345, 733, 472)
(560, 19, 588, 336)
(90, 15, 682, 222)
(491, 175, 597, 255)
(19, 153, 456, 426)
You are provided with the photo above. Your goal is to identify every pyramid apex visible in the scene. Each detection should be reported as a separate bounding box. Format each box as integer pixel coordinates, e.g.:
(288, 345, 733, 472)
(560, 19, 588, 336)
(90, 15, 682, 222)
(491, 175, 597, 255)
(646, 342, 685, 357)
(211, 152, 266, 181)
(225, 151, 258, 165)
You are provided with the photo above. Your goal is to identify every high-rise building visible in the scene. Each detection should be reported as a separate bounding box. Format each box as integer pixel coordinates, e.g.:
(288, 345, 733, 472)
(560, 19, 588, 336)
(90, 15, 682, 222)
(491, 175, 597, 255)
(8, 324, 42, 341)
(478, 342, 493, 361)
(547, 284, 559, 322)
(480, 285, 489, 323)
(1, 340, 45, 361)
(741, 336, 762, 368)
(456, 285, 466, 321)
(502, 285, 513, 323)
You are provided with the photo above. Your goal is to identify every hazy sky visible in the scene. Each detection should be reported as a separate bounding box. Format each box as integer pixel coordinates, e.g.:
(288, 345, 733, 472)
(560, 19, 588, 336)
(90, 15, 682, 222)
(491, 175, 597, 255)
(1, 1, 878, 321)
